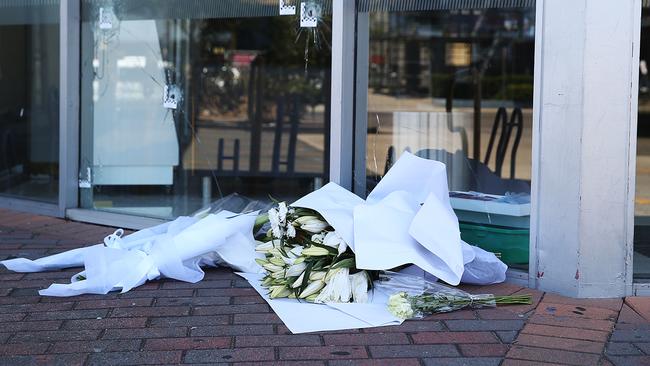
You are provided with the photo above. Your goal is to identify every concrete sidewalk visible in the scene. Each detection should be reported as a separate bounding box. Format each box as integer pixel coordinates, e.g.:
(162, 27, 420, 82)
(0, 208, 648, 366)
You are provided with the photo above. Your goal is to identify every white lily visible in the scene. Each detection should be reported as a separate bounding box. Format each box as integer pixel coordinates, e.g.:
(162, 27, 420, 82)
(295, 216, 329, 233)
(350, 271, 370, 303)
(289, 246, 304, 257)
(295, 215, 318, 225)
(255, 241, 274, 253)
(323, 231, 349, 255)
(311, 232, 326, 244)
(282, 255, 295, 266)
(285, 262, 306, 277)
(299, 280, 325, 298)
(301, 221, 329, 233)
(314, 268, 351, 303)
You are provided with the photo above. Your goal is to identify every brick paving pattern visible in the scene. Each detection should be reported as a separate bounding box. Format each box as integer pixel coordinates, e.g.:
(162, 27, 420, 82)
(0, 208, 648, 365)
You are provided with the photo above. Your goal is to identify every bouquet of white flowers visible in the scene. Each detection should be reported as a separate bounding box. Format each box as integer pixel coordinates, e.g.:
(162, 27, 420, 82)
(376, 271, 531, 320)
(254, 202, 373, 303)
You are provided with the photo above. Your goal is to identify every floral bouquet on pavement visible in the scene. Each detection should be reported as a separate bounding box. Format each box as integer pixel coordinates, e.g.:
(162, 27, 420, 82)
(376, 271, 531, 320)
(254, 202, 373, 303)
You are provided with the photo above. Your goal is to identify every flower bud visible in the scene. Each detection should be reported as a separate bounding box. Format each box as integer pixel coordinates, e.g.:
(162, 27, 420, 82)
(286, 262, 306, 277)
(269, 256, 286, 267)
(291, 272, 305, 288)
(269, 285, 291, 299)
(263, 263, 284, 272)
(309, 271, 326, 281)
(299, 280, 325, 298)
(302, 246, 330, 257)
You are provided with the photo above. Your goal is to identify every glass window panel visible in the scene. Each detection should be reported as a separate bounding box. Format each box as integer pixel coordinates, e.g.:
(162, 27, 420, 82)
(634, 4, 650, 279)
(80, 0, 331, 219)
(0, 0, 60, 203)
(357, 4, 535, 270)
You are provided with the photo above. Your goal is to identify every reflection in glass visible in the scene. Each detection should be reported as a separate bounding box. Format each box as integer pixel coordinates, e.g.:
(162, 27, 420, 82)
(634, 6, 650, 279)
(80, 1, 331, 219)
(0, 2, 60, 203)
(359, 7, 535, 269)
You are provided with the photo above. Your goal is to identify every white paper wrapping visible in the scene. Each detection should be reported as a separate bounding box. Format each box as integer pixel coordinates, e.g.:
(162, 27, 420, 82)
(1, 217, 198, 273)
(461, 244, 508, 285)
(238, 272, 402, 333)
(291, 182, 364, 251)
(36, 212, 260, 297)
(294, 152, 472, 286)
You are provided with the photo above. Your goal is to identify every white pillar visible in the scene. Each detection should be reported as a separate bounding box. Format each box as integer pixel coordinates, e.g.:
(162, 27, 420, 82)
(531, 0, 641, 297)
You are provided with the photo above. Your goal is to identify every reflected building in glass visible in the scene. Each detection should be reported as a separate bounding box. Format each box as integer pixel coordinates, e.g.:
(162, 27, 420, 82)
(0, 1, 60, 203)
(358, 6, 535, 269)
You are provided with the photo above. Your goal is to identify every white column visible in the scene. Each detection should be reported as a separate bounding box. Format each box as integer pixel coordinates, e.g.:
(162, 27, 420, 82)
(531, 0, 641, 297)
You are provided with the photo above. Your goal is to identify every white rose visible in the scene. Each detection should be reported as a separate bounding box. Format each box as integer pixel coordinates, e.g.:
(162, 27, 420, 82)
(387, 292, 415, 319)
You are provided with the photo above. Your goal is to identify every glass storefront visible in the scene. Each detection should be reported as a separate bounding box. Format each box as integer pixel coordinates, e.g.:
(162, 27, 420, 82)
(356, 3, 535, 270)
(79, 0, 331, 219)
(0, 1, 60, 203)
(634, 4, 650, 279)
(2, 0, 649, 295)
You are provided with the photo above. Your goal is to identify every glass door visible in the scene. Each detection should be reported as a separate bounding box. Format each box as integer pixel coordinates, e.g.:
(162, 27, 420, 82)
(355, 0, 536, 270)
(634, 3, 650, 280)
(0, 1, 60, 203)
(79, 0, 332, 219)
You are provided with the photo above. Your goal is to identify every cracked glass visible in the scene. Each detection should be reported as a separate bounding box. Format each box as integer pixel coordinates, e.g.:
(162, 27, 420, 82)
(79, 0, 332, 219)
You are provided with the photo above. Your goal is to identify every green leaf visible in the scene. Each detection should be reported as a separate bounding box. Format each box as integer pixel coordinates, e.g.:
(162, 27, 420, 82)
(300, 262, 313, 293)
(331, 258, 355, 269)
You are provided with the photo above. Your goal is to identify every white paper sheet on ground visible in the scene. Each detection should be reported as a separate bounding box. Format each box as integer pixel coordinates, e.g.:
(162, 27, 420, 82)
(238, 272, 402, 333)
(291, 182, 364, 250)
(39, 212, 259, 297)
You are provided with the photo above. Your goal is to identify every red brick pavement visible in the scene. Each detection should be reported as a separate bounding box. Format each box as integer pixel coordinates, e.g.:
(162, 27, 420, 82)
(0, 208, 648, 365)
